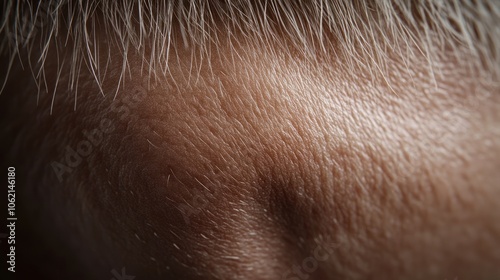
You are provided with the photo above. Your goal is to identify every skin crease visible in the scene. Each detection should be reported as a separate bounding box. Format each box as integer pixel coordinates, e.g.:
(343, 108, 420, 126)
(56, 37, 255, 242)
(1, 16, 500, 280)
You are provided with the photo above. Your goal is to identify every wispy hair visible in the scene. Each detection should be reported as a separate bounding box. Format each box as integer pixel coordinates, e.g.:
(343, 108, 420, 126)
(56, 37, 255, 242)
(1, 0, 499, 97)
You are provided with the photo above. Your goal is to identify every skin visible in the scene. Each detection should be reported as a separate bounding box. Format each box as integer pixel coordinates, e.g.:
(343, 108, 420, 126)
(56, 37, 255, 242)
(1, 17, 500, 280)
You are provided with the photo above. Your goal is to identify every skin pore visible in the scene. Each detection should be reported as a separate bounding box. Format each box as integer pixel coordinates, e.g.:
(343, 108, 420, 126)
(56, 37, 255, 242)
(1, 1, 500, 279)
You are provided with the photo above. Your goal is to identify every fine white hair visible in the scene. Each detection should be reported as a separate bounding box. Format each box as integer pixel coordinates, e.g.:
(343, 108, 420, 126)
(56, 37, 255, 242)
(1, 0, 499, 98)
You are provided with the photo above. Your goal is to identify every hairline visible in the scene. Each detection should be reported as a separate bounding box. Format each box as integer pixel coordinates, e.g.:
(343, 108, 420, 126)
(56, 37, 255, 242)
(1, 0, 499, 96)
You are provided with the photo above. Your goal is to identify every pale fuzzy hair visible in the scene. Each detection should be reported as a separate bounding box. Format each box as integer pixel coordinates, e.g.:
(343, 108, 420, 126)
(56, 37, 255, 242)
(1, 0, 499, 99)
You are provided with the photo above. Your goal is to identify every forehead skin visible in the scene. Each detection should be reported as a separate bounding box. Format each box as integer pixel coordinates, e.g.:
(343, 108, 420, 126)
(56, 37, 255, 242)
(2, 5, 500, 280)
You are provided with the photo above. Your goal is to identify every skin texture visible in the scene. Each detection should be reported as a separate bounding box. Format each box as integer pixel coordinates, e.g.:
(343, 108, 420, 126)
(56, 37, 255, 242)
(1, 11, 500, 280)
